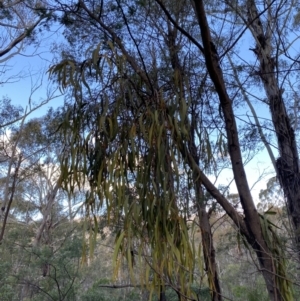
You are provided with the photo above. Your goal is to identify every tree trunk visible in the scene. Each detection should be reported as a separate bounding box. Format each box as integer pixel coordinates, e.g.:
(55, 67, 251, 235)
(0, 154, 22, 243)
(190, 139, 222, 301)
(246, 0, 300, 258)
(192, 0, 287, 299)
(165, 18, 223, 300)
(199, 208, 222, 301)
(196, 185, 222, 301)
(159, 286, 167, 301)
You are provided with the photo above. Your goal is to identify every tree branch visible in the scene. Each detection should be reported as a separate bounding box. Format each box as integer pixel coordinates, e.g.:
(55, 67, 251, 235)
(0, 16, 45, 58)
(0, 154, 22, 243)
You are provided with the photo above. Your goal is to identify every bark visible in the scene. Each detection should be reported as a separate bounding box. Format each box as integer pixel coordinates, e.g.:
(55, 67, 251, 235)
(159, 289, 167, 301)
(0, 154, 22, 243)
(188, 108, 222, 300)
(199, 208, 222, 301)
(56, 1, 290, 299)
(192, 0, 285, 299)
(246, 0, 300, 258)
(193, 169, 222, 301)
(165, 19, 222, 300)
(0, 16, 45, 58)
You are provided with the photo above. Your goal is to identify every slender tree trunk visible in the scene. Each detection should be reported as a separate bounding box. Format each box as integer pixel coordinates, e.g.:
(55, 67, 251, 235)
(165, 19, 223, 300)
(159, 287, 167, 301)
(62, 1, 290, 299)
(0, 154, 22, 243)
(246, 0, 300, 259)
(195, 180, 222, 301)
(199, 209, 222, 300)
(192, 0, 286, 299)
(189, 138, 222, 301)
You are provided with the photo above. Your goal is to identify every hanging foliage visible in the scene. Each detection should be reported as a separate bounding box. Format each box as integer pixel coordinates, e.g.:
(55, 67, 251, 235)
(50, 42, 201, 298)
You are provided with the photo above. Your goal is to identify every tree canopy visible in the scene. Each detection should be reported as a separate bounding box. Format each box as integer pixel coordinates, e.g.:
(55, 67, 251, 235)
(1, 0, 300, 300)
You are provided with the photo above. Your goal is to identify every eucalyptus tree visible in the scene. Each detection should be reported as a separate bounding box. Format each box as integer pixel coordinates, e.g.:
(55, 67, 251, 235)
(219, 0, 300, 259)
(51, 1, 226, 300)
(0, 0, 53, 64)
(0, 106, 83, 301)
(12, 110, 67, 244)
(49, 0, 297, 300)
(0, 88, 62, 238)
(0, 105, 64, 242)
(0, 0, 60, 236)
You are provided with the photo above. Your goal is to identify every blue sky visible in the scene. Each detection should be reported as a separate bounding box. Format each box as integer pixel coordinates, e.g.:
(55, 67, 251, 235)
(0, 18, 280, 205)
(0, 23, 65, 117)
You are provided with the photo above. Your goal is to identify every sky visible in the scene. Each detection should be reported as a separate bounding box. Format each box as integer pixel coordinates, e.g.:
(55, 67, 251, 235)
(0, 23, 65, 117)
(0, 12, 282, 206)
